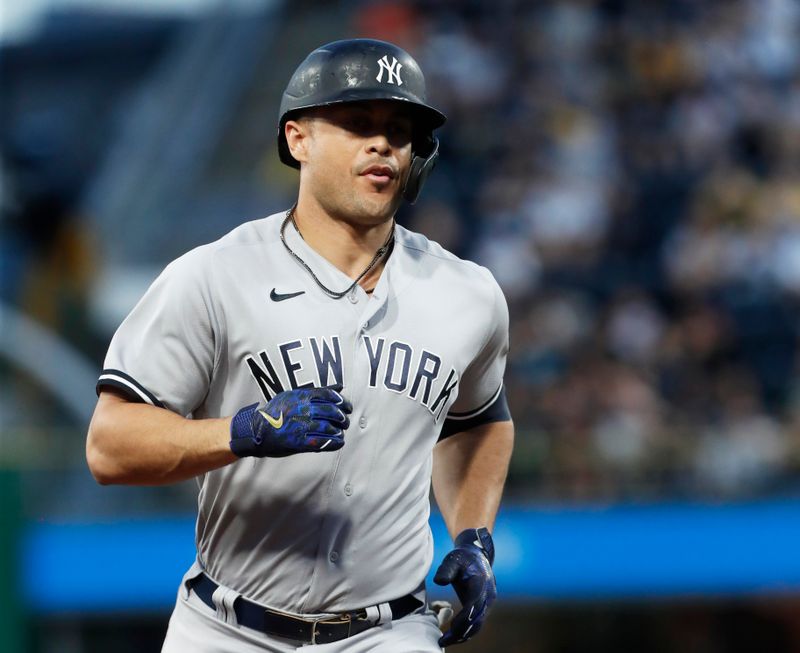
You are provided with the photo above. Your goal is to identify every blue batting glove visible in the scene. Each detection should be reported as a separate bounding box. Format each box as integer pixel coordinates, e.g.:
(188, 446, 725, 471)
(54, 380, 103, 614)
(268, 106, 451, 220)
(229, 386, 352, 458)
(433, 527, 496, 647)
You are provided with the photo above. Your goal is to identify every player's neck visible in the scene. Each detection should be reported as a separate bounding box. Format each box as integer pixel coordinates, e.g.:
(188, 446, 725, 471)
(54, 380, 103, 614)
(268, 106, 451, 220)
(292, 199, 395, 282)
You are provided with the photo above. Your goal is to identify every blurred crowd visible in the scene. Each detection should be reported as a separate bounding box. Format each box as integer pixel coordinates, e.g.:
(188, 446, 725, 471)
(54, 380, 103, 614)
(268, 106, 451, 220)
(364, 0, 800, 501)
(3, 0, 800, 504)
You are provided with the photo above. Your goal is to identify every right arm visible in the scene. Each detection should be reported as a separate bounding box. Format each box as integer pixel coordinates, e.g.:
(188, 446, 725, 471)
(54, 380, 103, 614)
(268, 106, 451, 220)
(86, 386, 352, 486)
(86, 389, 236, 486)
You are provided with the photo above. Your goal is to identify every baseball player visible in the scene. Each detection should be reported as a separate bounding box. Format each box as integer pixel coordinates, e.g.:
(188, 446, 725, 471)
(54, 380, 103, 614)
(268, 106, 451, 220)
(87, 39, 513, 652)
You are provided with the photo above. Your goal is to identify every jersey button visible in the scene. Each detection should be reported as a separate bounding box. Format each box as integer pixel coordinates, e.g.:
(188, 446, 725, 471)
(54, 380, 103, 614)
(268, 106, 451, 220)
(344, 483, 353, 496)
(359, 417, 367, 429)
(329, 551, 339, 562)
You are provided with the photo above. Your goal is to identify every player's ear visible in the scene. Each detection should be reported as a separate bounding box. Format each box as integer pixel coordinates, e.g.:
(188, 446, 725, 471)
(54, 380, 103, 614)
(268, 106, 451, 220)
(285, 118, 313, 166)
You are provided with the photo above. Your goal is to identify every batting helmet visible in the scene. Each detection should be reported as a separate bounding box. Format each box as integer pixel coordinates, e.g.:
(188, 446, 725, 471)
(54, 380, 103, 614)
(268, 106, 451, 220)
(277, 38, 447, 203)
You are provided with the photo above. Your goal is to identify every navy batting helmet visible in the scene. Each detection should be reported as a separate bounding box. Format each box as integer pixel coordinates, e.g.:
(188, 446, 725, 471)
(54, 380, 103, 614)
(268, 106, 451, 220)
(277, 38, 446, 203)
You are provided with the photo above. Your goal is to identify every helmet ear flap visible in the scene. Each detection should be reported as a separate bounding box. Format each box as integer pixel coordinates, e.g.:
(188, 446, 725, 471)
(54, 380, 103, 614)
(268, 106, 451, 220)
(402, 136, 439, 204)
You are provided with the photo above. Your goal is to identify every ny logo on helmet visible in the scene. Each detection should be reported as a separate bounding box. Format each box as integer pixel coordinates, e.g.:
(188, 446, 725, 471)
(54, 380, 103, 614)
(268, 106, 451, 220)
(376, 55, 403, 86)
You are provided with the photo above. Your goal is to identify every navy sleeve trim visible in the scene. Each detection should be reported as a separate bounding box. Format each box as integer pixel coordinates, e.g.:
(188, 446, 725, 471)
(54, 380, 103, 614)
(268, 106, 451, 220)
(96, 369, 165, 408)
(438, 386, 511, 441)
(446, 384, 504, 420)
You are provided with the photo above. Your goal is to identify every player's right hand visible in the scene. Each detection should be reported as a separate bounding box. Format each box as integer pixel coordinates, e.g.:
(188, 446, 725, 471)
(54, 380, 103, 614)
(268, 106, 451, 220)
(229, 386, 352, 458)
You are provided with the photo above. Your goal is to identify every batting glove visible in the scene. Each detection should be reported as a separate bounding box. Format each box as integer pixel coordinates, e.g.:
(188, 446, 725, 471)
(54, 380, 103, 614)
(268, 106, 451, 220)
(433, 527, 496, 647)
(229, 386, 352, 458)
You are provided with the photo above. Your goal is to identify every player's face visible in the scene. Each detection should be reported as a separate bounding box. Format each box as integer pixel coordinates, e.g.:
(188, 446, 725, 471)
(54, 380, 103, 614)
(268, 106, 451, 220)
(296, 101, 414, 226)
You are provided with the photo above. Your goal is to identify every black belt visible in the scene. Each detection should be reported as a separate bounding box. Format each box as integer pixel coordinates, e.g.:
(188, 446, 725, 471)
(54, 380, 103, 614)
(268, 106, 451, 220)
(189, 573, 423, 645)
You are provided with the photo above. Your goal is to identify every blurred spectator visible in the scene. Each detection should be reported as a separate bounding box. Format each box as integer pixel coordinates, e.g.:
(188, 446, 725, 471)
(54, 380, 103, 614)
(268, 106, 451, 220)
(2, 120, 98, 354)
(694, 366, 788, 495)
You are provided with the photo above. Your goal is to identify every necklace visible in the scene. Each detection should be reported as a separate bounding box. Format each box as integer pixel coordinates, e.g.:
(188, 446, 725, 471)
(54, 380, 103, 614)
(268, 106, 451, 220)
(279, 205, 395, 299)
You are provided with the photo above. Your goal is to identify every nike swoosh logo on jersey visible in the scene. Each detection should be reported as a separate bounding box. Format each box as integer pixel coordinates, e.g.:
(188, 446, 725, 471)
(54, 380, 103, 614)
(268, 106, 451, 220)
(258, 409, 284, 429)
(270, 288, 306, 302)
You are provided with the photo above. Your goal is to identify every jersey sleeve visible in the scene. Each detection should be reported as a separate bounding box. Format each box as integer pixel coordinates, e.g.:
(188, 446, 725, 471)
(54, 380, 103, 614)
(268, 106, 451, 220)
(439, 270, 511, 440)
(96, 247, 222, 416)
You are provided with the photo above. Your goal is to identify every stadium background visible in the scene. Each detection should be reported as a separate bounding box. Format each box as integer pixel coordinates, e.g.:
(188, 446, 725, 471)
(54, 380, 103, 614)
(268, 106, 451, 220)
(2, 0, 800, 650)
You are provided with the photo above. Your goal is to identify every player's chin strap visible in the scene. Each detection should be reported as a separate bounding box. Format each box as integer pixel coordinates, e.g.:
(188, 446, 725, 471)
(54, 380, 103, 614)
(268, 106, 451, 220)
(402, 136, 440, 204)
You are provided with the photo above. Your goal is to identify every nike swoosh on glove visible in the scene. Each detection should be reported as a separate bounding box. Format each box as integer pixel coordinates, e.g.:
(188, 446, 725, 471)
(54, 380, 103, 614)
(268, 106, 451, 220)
(229, 386, 352, 457)
(433, 527, 496, 647)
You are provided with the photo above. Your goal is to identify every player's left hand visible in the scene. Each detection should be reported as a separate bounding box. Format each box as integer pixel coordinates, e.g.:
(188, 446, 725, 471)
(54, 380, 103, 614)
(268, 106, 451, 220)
(433, 527, 496, 647)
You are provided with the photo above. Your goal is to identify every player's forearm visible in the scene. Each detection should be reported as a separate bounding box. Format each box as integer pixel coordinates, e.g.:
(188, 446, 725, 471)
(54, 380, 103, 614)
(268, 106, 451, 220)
(86, 390, 236, 486)
(432, 420, 514, 539)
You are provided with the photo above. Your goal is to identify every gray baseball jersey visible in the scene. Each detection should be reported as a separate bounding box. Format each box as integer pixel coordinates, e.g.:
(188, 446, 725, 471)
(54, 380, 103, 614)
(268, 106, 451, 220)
(97, 210, 510, 614)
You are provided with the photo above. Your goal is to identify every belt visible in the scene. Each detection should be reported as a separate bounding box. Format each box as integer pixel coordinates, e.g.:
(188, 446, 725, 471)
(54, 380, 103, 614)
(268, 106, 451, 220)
(189, 573, 423, 645)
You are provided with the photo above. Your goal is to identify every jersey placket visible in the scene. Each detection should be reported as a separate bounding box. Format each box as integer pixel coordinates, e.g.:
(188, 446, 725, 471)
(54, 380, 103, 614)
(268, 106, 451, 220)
(283, 228, 395, 610)
(320, 259, 392, 592)
(310, 287, 383, 608)
(308, 262, 395, 605)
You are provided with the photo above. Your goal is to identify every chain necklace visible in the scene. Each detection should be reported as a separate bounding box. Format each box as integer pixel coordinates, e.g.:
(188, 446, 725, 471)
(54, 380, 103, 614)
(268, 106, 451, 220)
(279, 205, 395, 299)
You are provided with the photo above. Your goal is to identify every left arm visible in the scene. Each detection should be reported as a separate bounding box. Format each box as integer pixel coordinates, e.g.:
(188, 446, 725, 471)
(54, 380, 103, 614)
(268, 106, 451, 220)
(431, 272, 512, 647)
(432, 419, 514, 538)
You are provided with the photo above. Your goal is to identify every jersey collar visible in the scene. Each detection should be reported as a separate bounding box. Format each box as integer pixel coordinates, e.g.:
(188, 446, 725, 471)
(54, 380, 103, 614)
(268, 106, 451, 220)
(279, 211, 401, 303)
